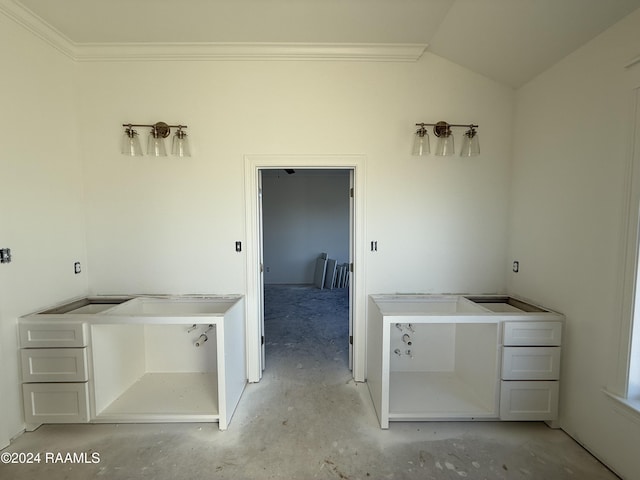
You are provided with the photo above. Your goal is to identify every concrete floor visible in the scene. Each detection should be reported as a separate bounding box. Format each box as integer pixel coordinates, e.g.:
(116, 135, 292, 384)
(0, 285, 619, 479)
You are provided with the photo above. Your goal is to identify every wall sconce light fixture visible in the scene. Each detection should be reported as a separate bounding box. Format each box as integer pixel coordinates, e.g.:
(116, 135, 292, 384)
(412, 121, 479, 157)
(121, 122, 190, 157)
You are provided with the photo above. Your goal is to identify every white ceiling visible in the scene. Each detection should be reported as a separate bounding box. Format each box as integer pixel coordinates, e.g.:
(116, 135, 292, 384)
(12, 0, 640, 87)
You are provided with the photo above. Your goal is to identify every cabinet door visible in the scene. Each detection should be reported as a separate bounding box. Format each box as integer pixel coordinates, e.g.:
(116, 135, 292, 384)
(21, 348, 88, 382)
(22, 383, 89, 424)
(500, 380, 559, 421)
(19, 322, 87, 348)
(503, 321, 562, 346)
(501, 347, 560, 380)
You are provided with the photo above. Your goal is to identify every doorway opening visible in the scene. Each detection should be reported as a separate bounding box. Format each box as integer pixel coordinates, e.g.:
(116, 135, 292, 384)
(243, 154, 366, 383)
(260, 169, 351, 372)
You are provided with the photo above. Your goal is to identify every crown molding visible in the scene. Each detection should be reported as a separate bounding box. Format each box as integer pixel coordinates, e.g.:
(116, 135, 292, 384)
(625, 54, 640, 69)
(1, 1, 427, 63)
(73, 42, 428, 63)
(0, 0, 75, 59)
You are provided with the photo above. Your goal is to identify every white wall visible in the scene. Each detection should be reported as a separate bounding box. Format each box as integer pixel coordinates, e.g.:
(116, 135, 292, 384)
(6, 3, 640, 474)
(0, 14, 89, 443)
(262, 170, 350, 284)
(1, 4, 514, 451)
(509, 8, 640, 479)
(77, 54, 513, 297)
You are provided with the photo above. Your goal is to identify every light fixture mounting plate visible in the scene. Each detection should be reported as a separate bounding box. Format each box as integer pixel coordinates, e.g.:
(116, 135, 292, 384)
(433, 121, 450, 138)
(153, 122, 171, 138)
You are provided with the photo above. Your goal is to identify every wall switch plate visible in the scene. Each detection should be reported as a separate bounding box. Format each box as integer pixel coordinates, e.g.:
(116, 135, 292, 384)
(0, 248, 11, 264)
(74, 262, 81, 274)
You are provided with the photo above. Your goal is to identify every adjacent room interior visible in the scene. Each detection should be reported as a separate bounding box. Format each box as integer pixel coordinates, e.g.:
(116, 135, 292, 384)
(261, 168, 352, 369)
(2, 1, 640, 478)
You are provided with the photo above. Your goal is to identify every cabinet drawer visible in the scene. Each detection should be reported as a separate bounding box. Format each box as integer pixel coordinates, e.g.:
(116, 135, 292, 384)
(502, 347, 560, 380)
(503, 321, 562, 346)
(500, 380, 559, 421)
(22, 382, 89, 424)
(21, 348, 88, 382)
(19, 322, 87, 348)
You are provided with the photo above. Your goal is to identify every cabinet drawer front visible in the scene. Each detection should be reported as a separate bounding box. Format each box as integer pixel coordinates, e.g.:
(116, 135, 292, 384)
(21, 348, 88, 382)
(503, 321, 562, 346)
(500, 381, 559, 421)
(19, 322, 87, 348)
(502, 347, 560, 380)
(22, 383, 89, 424)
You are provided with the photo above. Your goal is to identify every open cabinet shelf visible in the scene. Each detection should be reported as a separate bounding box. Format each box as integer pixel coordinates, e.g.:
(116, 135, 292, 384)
(389, 372, 498, 420)
(97, 372, 219, 421)
(91, 322, 225, 424)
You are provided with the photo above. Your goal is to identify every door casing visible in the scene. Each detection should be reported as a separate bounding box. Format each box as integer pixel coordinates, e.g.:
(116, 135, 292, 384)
(244, 154, 367, 382)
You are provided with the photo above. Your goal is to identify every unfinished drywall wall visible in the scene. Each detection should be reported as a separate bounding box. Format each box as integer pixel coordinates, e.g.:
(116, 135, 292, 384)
(0, 14, 88, 443)
(262, 170, 350, 284)
(509, 8, 640, 479)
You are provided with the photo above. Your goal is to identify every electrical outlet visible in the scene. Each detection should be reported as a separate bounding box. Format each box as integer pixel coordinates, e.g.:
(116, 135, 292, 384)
(74, 262, 81, 274)
(512, 261, 519, 273)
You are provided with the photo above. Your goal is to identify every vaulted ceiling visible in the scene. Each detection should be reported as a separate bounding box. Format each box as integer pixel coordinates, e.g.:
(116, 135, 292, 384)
(11, 0, 640, 88)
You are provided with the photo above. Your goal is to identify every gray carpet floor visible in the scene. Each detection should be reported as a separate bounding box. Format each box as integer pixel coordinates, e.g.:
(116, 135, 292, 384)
(0, 285, 619, 479)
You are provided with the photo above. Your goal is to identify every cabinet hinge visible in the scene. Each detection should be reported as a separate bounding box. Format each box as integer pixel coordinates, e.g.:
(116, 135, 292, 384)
(350, 262, 354, 273)
(350, 187, 354, 198)
(349, 335, 353, 345)
(261, 335, 265, 345)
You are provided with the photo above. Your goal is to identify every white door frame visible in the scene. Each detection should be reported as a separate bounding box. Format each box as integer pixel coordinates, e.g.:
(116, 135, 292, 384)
(244, 154, 367, 382)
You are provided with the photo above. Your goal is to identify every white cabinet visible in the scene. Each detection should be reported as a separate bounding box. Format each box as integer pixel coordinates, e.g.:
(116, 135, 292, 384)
(501, 346, 560, 380)
(19, 322, 87, 348)
(500, 381, 559, 421)
(22, 383, 89, 424)
(367, 295, 564, 429)
(19, 295, 247, 431)
(503, 321, 562, 346)
(19, 321, 90, 430)
(367, 295, 501, 429)
(499, 321, 562, 422)
(21, 348, 88, 383)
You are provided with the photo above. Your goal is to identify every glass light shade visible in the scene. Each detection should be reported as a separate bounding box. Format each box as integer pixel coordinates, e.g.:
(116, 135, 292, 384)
(147, 129, 167, 157)
(121, 128, 143, 156)
(172, 130, 191, 157)
(460, 130, 480, 157)
(434, 133, 454, 156)
(412, 127, 430, 156)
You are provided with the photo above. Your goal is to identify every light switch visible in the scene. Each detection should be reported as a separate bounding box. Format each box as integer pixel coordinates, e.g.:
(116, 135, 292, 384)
(0, 248, 11, 264)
